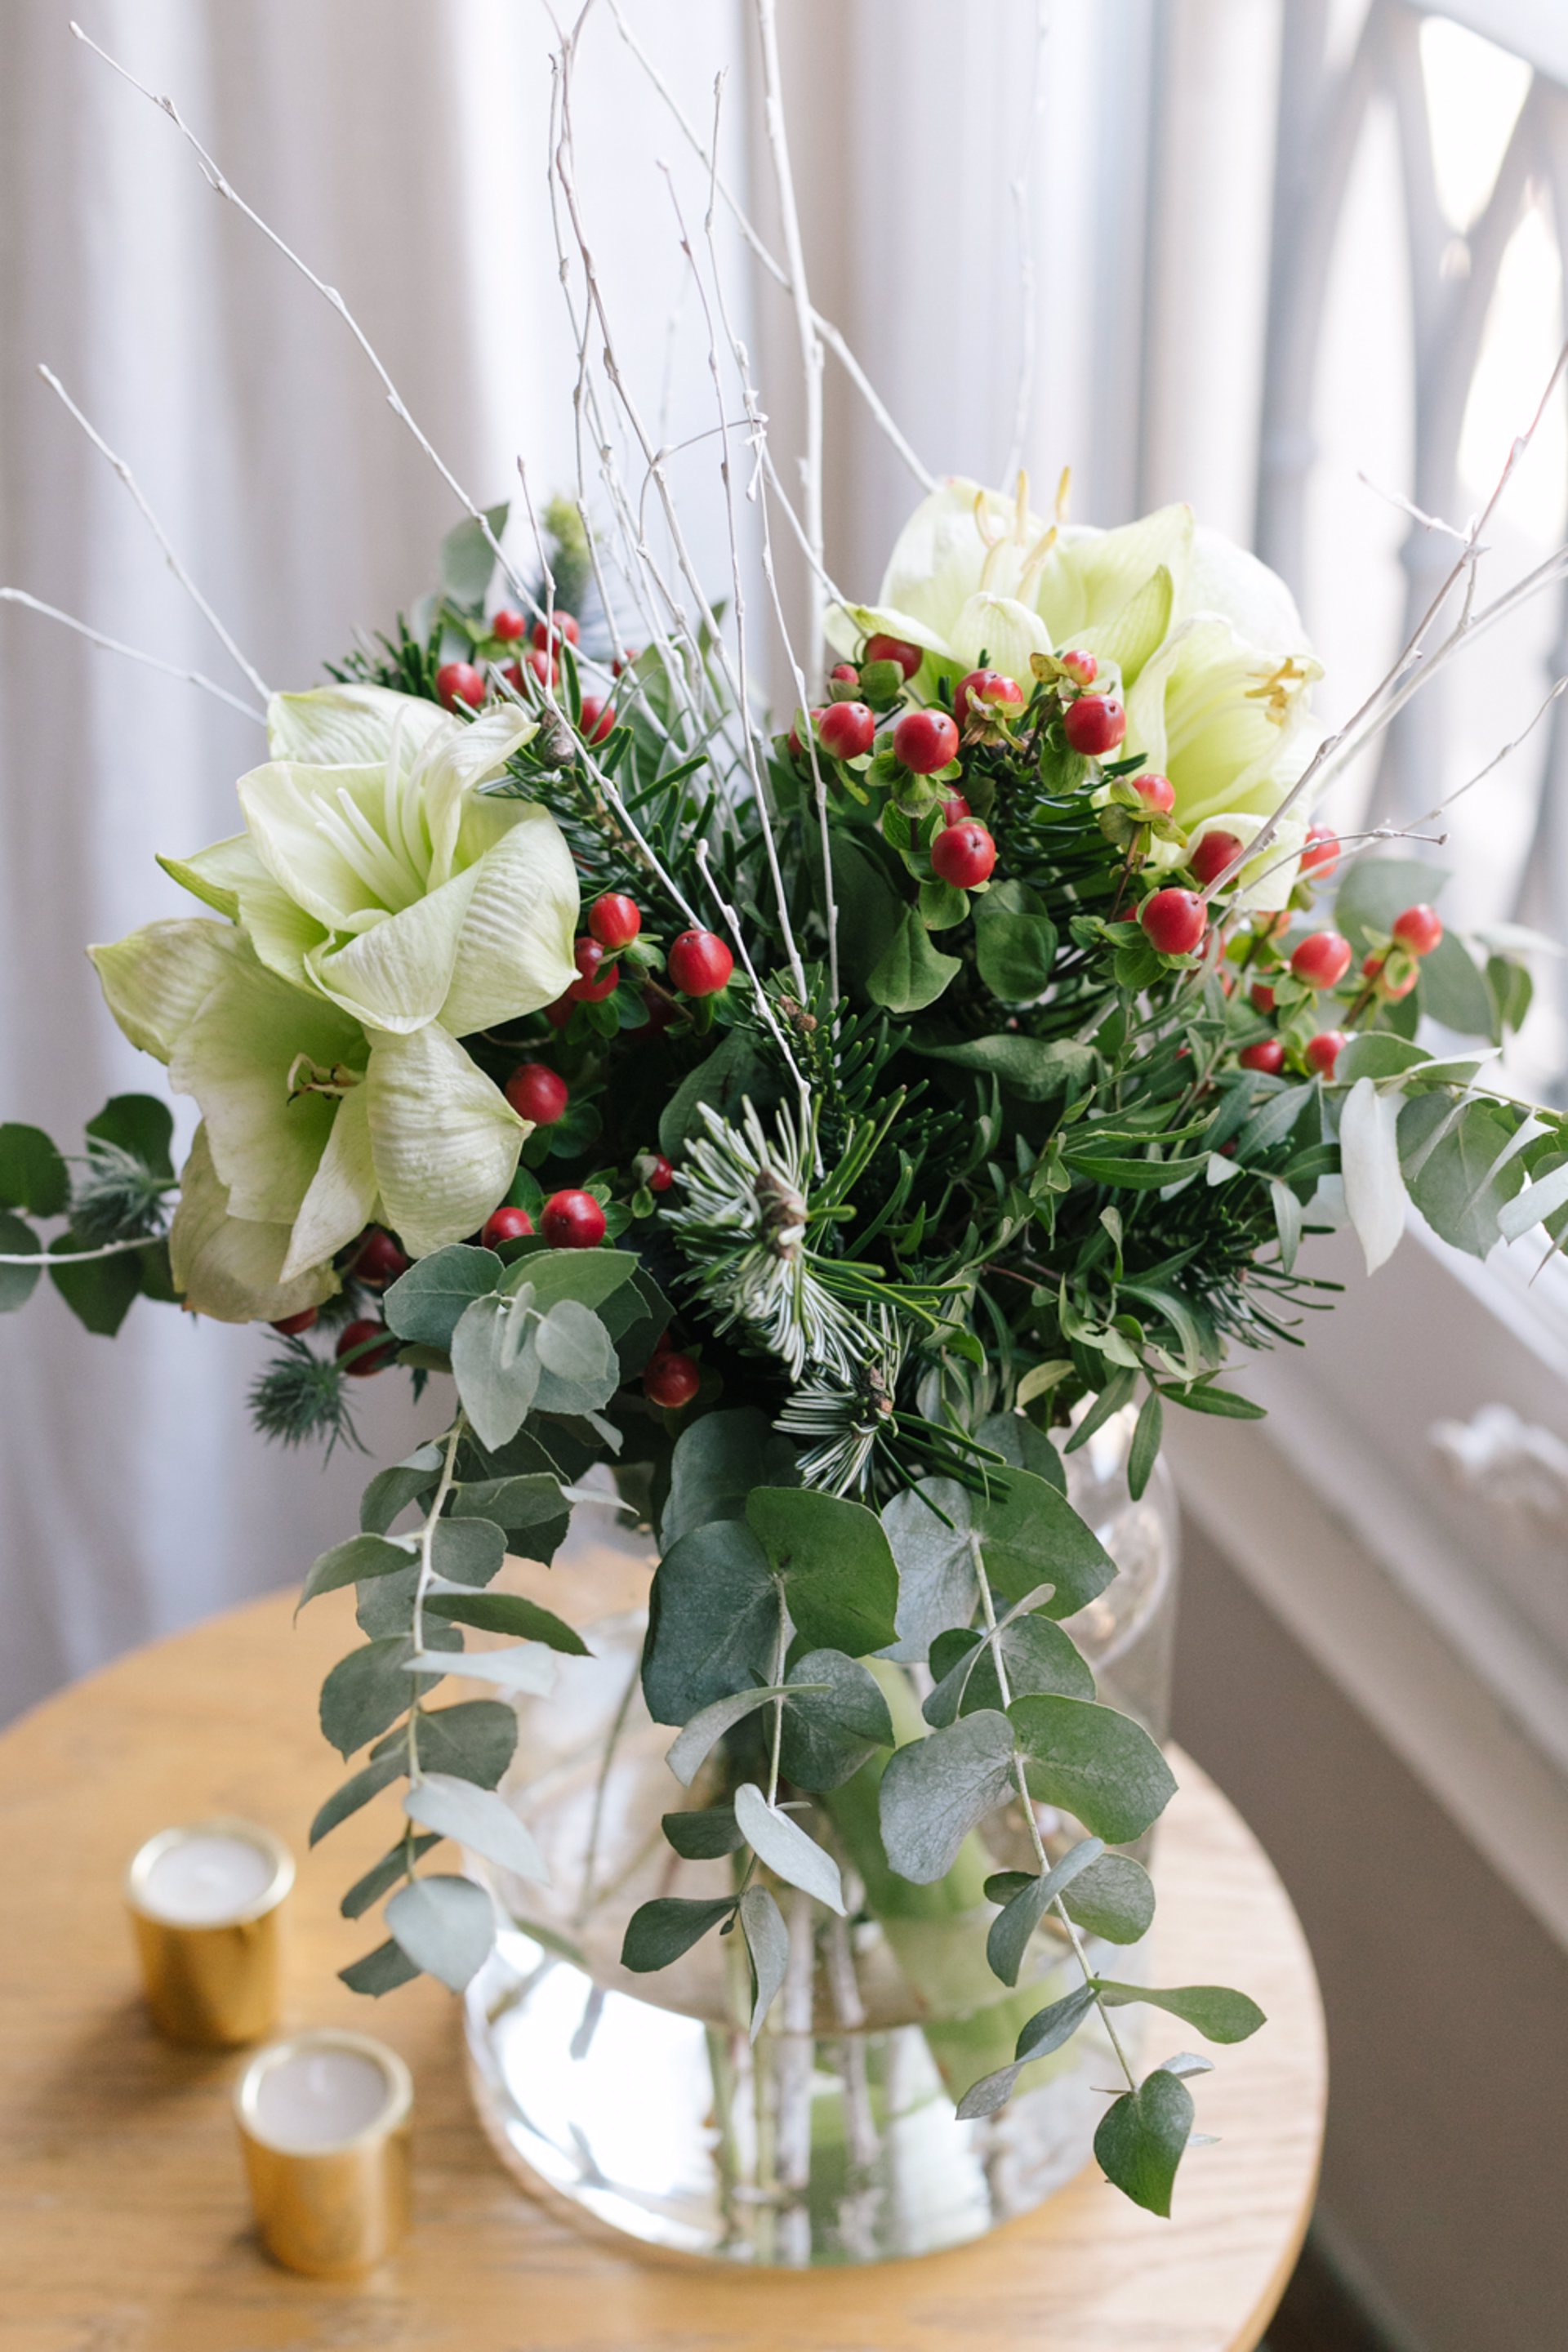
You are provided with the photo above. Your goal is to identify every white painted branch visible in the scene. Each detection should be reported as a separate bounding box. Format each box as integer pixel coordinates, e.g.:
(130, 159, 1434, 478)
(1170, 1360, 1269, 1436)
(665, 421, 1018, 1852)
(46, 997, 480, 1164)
(0, 589, 265, 720)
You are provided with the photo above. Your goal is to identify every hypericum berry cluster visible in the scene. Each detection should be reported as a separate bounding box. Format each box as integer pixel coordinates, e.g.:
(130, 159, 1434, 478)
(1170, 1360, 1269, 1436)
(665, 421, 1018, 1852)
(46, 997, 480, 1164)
(434, 606, 628, 750)
(1225, 891, 1444, 1083)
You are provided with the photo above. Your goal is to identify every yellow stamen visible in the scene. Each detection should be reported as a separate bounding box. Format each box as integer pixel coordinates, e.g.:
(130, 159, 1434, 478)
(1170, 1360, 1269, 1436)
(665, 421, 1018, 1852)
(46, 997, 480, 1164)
(1054, 466, 1072, 523)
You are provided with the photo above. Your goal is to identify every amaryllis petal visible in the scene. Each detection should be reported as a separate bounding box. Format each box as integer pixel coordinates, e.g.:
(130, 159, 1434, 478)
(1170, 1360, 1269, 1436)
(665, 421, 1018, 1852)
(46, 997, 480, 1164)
(415, 706, 536, 887)
(266, 683, 448, 770)
(281, 1080, 378, 1281)
(364, 1022, 525, 1258)
(948, 592, 1054, 683)
(169, 1125, 338, 1325)
(1188, 527, 1307, 656)
(437, 804, 581, 1036)
(305, 867, 481, 1035)
(88, 918, 246, 1063)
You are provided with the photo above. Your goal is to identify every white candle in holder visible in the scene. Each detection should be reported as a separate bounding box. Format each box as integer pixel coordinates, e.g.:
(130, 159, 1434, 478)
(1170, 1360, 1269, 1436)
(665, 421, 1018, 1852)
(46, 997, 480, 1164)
(125, 1818, 293, 2046)
(235, 2029, 413, 2276)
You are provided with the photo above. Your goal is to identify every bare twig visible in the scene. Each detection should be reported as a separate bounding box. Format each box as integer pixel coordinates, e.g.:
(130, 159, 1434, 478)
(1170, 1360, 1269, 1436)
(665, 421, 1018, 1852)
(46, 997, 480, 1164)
(1003, 0, 1052, 488)
(754, 0, 826, 680)
(0, 588, 265, 720)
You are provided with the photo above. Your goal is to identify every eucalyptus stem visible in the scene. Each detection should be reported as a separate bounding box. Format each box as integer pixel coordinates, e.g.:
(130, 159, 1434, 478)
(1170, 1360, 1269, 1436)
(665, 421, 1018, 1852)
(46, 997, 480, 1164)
(406, 1415, 465, 1794)
(0, 1232, 159, 1265)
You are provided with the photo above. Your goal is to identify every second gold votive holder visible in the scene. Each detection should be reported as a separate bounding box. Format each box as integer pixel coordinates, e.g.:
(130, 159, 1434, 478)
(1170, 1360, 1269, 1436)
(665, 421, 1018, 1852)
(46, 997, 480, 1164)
(234, 2028, 414, 2276)
(125, 1816, 294, 2047)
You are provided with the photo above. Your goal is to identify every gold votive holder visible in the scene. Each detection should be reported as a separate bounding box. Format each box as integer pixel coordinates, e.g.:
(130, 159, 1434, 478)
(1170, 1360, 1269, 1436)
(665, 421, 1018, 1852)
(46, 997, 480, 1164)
(125, 1816, 294, 2047)
(234, 2028, 414, 2277)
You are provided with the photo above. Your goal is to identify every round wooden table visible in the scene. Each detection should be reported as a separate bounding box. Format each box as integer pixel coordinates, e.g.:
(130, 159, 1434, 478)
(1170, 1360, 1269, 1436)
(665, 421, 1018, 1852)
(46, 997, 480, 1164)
(0, 1585, 1325, 2351)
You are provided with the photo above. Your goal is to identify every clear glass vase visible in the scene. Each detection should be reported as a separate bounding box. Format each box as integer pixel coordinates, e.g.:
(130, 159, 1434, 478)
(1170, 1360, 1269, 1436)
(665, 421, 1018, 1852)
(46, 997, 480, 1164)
(465, 1410, 1179, 2265)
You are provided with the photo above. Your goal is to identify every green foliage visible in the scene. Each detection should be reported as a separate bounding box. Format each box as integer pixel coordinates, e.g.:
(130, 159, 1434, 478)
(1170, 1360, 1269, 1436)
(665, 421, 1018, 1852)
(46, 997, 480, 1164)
(1093, 2066, 1196, 2216)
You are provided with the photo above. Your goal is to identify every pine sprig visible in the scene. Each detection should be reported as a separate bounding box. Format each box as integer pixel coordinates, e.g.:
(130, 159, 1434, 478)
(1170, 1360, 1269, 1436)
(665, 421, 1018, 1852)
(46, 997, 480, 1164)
(248, 1338, 363, 1458)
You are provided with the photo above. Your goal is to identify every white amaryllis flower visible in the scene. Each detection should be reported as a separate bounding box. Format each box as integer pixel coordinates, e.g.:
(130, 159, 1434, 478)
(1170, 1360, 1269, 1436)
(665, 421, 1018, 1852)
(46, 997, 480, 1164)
(159, 684, 578, 1037)
(89, 918, 527, 1321)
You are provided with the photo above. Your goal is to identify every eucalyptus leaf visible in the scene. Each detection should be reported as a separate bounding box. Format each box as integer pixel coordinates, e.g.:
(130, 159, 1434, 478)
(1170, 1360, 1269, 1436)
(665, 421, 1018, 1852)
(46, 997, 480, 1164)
(664, 1683, 797, 1788)
(1096, 1980, 1266, 2042)
(746, 1486, 901, 1657)
(1059, 1851, 1156, 1944)
(310, 1749, 407, 1846)
(320, 1637, 432, 1758)
(341, 1836, 439, 1921)
(403, 1773, 547, 1882)
(971, 1467, 1116, 1619)
(0, 1212, 40, 1312)
(383, 1245, 503, 1346)
(662, 1407, 799, 1547)
(777, 1650, 896, 1791)
(360, 1446, 443, 1534)
(430, 1516, 506, 1588)
(880, 1479, 980, 1661)
(339, 1938, 421, 1997)
(662, 1807, 744, 1859)
(987, 1837, 1105, 1986)
(385, 1872, 496, 1992)
(1340, 1076, 1407, 1274)
(402, 1699, 517, 1788)
(301, 1533, 413, 1609)
(643, 1517, 782, 1725)
(423, 1589, 589, 1654)
(738, 1883, 790, 2041)
(878, 1711, 1017, 1883)
(955, 1984, 1098, 2118)
(621, 1895, 737, 1971)
(924, 1611, 1094, 1726)
(0, 1123, 69, 1215)
(403, 1646, 555, 1697)
(530, 1298, 619, 1413)
(1094, 2067, 1195, 2216)
(1009, 1693, 1177, 1843)
(733, 1781, 845, 1913)
(450, 1294, 538, 1450)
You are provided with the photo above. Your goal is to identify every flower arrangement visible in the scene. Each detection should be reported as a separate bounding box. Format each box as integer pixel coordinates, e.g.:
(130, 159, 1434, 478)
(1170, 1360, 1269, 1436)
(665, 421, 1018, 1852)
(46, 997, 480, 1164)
(7, 10, 1568, 2236)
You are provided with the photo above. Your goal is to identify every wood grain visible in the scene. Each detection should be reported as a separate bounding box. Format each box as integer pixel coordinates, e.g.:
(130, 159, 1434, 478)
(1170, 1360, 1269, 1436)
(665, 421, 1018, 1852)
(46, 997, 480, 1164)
(0, 1579, 1325, 2352)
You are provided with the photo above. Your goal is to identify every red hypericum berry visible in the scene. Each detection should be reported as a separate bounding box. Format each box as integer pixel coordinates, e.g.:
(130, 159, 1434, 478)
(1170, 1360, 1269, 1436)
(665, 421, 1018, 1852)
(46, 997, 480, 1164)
(528, 648, 559, 689)
(941, 791, 972, 826)
(1191, 830, 1245, 889)
(954, 668, 1025, 728)
(668, 929, 734, 996)
(577, 695, 615, 744)
(482, 1205, 535, 1247)
(788, 707, 826, 758)
(502, 662, 525, 693)
(1250, 980, 1276, 1013)
(1392, 903, 1443, 956)
(612, 647, 641, 676)
(354, 1229, 410, 1289)
(1059, 648, 1098, 688)
(545, 996, 575, 1031)
(1239, 1039, 1285, 1075)
(644, 1350, 700, 1410)
(818, 701, 876, 760)
(505, 1062, 570, 1124)
(829, 662, 860, 686)
(540, 1189, 606, 1250)
(931, 820, 997, 889)
(1140, 888, 1207, 956)
(1133, 773, 1176, 816)
(1290, 930, 1353, 989)
(893, 706, 960, 773)
(589, 893, 642, 951)
(642, 987, 677, 1033)
(639, 1152, 675, 1192)
(531, 612, 581, 650)
(1300, 822, 1340, 879)
(270, 1307, 318, 1335)
(567, 938, 620, 1003)
(865, 632, 923, 679)
(437, 661, 485, 713)
(491, 609, 528, 642)
(1306, 1029, 1348, 1078)
(1062, 694, 1126, 756)
(336, 1317, 395, 1376)
(1363, 952, 1418, 1000)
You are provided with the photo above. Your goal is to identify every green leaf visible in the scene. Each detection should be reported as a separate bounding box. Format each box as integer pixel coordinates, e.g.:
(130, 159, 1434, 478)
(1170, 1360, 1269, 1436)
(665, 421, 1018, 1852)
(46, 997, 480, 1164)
(987, 1837, 1105, 1987)
(1405, 1097, 1526, 1258)
(430, 1516, 506, 1587)
(662, 1407, 799, 1547)
(48, 1235, 141, 1335)
(738, 1884, 790, 2041)
(449, 1473, 564, 1533)
(85, 1093, 175, 1176)
(439, 501, 509, 608)
(1094, 2067, 1195, 2215)
(880, 1478, 981, 1659)
(975, 1410, 1067, 1493)
(384, 1245, 502, 1347)
(423, 1589, 589, 1653)
(914, 1033, 1095, 1101)
(1419, 932, 1497, 1039)
(301, 1533, 413, 1608)
(530, 1298, 619, 1413)
(1332, 856, 1446, 955)
(920, 876, 971, 932)
(878, 1711, 1017, 1883)
(662, 1806, 744, 1859)
(0, 1211, 41, 1312)
(339, 1937, 421, 1997)
(360, 1446, 443, 1534)
(924, 1611, 1094, 1726)
(310, 1749, 407, 1845)
(828, 835, 906, 992)
(1009, 1693, 1177, 1843)
(955, 1985, 1098, 2118)
(866, 905, 961, 1012)
(449, 1294, 538, 1450)
(1161, 1380, 1266, 1420)
(0, 1124, 69, 1215)
(665, 1683, 797, 1788)
(733, 1781, 845, 1912)
(621, 1895, 737, 1971)
(643, 1517, 782, 1725)
(403, 1774, 546, 1881)
(403, 1699, 517, 1787)
(974, 881, 1058, 1000)
(1334, 1035, 1428, 1083)
(1059, 1852, 1156, 1944)
(746, 1486, 902, 1656)
(658, 1030, 780, 1162)
(341, 1836, 439, 1920)
(385, 1871, 495, 1991)
(971, 1467, 1116, 1619)
(777, 1649, 896, 1791)
(1097, 1980, 1266, 2042)
(1128, 1389, 1163, 1501)
(320, 1637, 430, 1758)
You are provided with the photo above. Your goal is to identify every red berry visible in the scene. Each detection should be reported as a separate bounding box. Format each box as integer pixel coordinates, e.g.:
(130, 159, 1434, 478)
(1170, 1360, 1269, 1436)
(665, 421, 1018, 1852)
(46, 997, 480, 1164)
(545, 997, 575, 1031)
(1290, 930, 1352, 989)
(829, 663, 860, 686)
(1140, 889, 1207, 956)
(1059, 649, 1098, 688)
(1062, 694, 1126, 756)
(1133, 773, 1175, 815)
(491, 609, 528, 642)
(540, 1190, 606, 1250)
(1301, 822, 1340, 879)
(941, 791, 972, 826)
(577, 696, 615, 745)
(1362, 952, 1418, 1000)
(437, 661, 485, 713)
(354, 1230, 410, 1289)
(893, 706, 960, 773)
(1305, 1030, 1348, 1078)
(818, 701, 876, 760)
(788, 707, 826, 758)
(528, 648, 559, 689)
(639, 1152, 675, 1193)
(505, 1062, 570, 1124)
(1239, 1039, 1285, 1074)
(531, 612, 581, 649)
(931, 820, 997, 889)
(482, 1205, 535, 1247)
(612, 648, 641, 676)
(270, 1307, 318, 1336)
(1392, 903, 1443, 956)
(642, 987, 677, 1033)
(502, 662, 524, 693)
(1250, 980, 1276, 1013)
(1191, 830, 1245, 889)
(336, 1317, 396, 1376)
(668, 929, 734, 996)
(644, 1350, 700, 1410)
(865, 632, 923, 679)
(590, 893, 642, 950)
(567, 938, 620, 1003)
(955, 668, 1025, 728)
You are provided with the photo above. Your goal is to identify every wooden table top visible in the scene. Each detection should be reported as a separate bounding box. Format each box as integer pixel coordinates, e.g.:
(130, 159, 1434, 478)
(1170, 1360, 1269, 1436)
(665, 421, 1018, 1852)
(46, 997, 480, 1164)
(0, 1581, 1325, 2352)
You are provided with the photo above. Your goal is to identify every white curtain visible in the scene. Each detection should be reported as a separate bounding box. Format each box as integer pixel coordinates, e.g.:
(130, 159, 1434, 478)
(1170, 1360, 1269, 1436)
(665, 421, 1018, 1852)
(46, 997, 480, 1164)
(0, 0, 1276, 1718)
